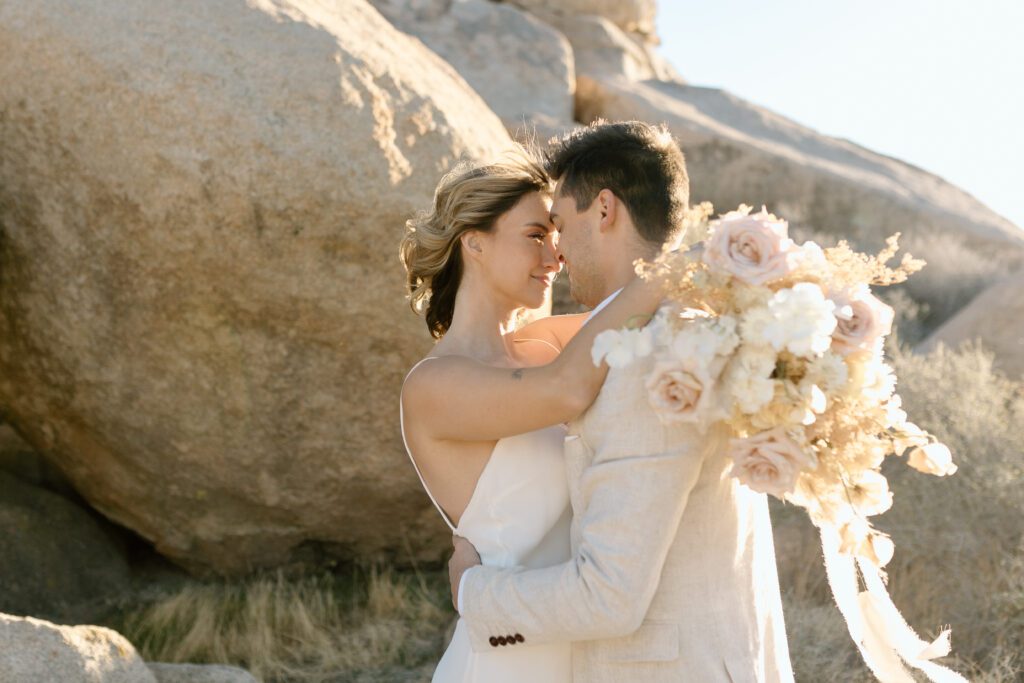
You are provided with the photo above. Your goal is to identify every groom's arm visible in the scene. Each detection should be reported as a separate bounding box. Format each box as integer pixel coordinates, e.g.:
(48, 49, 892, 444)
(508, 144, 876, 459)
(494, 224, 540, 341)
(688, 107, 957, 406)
(458, 398, 713, 652)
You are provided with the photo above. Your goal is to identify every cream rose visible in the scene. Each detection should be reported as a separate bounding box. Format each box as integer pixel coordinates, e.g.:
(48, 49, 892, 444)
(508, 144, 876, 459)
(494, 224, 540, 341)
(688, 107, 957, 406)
(907, 442, 958, 476)
(645, 361, 717, 427)
(727, 427, 817, 499)
(702, 207, 798, 285)
(829, 285, 895, 355)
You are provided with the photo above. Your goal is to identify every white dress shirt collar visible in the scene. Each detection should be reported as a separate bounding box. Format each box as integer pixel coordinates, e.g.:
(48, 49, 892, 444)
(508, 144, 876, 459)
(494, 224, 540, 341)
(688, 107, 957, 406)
(584, 287, 625, 323)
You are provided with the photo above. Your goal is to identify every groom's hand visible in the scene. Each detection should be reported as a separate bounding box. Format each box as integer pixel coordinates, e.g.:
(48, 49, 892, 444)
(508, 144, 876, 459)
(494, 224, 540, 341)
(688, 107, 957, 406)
(448, 534, 481, 612)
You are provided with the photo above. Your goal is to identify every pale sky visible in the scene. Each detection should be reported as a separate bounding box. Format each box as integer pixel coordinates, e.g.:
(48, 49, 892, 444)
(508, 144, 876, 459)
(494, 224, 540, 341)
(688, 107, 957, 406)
(656, 0, 1024, 231)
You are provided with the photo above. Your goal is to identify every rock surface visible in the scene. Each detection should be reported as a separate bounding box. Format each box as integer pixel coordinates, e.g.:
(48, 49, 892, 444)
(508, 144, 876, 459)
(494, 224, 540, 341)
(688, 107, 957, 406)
(504, 0, 680, 83)
(0, 0, 1021, 584)
(507, 0, 657, 39)
(0, 0, 512, 575)
(918, 270, 1024, 379)
(371, 0, 575, 129)
(0, 470, 132, 623)
(0, 613, 156, 682)
(0, 422, 79, 499)
(146, 663, 259, 683)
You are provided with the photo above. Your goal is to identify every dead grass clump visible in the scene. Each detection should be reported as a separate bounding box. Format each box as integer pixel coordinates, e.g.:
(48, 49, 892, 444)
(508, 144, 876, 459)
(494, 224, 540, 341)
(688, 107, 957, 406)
(118, 566, 450, 683)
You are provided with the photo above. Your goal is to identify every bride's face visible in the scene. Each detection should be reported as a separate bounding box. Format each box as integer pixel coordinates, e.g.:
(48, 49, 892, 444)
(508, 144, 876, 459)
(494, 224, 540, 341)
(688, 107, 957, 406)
(470, 191, 561, 310)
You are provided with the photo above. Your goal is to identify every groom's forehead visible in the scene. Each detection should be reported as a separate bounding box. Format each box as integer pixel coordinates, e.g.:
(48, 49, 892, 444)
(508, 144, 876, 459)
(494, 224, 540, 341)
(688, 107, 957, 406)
(549, 185, 572, 218)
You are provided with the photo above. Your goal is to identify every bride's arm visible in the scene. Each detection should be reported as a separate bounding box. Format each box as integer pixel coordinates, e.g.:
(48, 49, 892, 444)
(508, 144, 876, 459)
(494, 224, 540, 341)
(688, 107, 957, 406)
(403, 275, 661, 443)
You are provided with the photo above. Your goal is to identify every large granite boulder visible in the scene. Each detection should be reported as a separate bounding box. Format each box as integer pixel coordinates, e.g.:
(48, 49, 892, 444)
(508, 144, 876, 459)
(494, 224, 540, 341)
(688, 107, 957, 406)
(371, 0, 575, 131)
(0, 0, 513, 575)
(0, 613, 157, 682)
(507, 0, 657, 38)
(0, 422, 80, 500)
(0, 470, 132, 623)
(505, 0, 680, 83)
(147, 663, 258, 683)
(573, 78, 1024, 326)
(918, 270, 1024, 379)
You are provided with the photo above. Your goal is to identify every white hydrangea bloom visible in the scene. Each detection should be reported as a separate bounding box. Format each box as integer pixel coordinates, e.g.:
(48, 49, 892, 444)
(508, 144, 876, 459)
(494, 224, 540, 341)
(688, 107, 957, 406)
(741, 283, 837, 357)
(723, 343, 777, 414)
(806, 351, 849, 392)
(591, 327, 655, 369)
(669, 315, 740, 366)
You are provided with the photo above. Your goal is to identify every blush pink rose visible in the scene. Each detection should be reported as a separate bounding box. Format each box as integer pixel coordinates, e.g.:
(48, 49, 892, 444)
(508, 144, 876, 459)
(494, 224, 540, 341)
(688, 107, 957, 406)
(830, 286, 895, 355)
(728, 427, 817, 499)
(703, 208, 798, 285)
(645, 361, 715, 426)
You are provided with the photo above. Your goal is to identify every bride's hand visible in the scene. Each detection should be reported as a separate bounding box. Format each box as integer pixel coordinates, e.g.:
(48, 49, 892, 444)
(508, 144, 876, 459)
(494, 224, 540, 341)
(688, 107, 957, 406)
(449, 534, 482, 612)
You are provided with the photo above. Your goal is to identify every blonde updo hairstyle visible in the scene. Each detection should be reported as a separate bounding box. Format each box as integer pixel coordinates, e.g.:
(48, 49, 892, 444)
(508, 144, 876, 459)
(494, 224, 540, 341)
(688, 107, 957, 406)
(400, 148, 551, 339)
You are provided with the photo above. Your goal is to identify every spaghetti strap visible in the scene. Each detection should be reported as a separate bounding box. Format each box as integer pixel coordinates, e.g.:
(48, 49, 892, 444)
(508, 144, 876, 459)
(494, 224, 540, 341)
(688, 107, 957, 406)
(399, 356, 457, 532)
(513, 337, 562, 353)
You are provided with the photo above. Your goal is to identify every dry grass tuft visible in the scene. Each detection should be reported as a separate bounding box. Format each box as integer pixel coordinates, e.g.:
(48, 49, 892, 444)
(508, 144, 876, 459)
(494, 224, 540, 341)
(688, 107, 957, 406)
(115, 566, 450, 682)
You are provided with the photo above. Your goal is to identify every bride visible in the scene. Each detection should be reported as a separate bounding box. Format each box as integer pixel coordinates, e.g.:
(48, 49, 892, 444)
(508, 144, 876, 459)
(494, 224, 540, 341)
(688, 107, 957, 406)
(398, 147, 662, 682)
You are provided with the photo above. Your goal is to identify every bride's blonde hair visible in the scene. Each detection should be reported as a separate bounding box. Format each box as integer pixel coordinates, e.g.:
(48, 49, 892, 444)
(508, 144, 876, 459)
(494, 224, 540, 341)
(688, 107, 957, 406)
(399, 147, 551, 339)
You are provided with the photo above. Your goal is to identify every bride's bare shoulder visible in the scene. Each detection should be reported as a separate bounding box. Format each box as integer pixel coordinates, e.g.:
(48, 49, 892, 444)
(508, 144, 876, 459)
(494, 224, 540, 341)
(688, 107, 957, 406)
(402, 355, 467, 400)
(514, 313, 590, 352)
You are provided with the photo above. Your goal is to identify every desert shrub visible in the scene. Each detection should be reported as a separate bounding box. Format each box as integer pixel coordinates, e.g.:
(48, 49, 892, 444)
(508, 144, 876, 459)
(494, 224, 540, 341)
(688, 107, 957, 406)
(898, 231, 1018, 331)
(876, 285, 930, 346)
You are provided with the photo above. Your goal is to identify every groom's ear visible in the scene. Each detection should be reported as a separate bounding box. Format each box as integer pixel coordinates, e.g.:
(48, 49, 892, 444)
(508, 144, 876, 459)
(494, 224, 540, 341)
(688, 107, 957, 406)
(596, 188, 618, 233)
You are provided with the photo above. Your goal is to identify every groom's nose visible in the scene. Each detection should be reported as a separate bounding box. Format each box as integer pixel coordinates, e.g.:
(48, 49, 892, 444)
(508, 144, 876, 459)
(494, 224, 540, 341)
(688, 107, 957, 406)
(545, 238, 563, 272)
(551, 239, 565, 269)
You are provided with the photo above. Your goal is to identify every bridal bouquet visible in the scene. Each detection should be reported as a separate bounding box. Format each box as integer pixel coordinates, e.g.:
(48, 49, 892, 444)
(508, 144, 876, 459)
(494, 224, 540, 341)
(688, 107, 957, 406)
(592, 204, 966, 682)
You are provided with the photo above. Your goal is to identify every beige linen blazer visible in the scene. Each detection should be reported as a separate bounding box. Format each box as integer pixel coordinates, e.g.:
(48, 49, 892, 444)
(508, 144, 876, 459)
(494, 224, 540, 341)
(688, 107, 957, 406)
(460, 352, 795, 682)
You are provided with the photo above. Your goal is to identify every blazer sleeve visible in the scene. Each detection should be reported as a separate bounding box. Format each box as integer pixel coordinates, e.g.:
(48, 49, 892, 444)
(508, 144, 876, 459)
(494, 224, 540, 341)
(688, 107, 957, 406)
(459, 361, 717, 652)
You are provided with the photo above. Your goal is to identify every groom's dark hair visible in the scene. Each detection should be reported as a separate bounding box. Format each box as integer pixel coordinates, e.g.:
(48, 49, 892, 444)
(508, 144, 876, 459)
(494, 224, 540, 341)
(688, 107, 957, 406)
(545, 120, 689, 247)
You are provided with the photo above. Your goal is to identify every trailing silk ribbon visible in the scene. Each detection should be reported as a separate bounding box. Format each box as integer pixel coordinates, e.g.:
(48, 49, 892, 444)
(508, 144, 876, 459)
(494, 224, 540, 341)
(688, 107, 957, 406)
(820, 526, 967, 682)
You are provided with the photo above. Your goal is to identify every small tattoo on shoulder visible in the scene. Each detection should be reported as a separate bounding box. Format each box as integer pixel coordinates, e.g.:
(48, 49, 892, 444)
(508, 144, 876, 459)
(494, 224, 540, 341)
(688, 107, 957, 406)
(511, 368, 524, 380)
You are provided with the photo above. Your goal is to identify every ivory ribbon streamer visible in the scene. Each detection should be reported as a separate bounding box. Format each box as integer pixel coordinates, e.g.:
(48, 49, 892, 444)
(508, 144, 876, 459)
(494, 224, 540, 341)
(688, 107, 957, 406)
(820, 526, 967, 682)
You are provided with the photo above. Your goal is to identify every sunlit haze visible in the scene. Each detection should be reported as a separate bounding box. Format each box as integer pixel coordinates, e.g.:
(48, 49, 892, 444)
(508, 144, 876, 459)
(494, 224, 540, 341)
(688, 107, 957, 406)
(657, 0, 1024, 230)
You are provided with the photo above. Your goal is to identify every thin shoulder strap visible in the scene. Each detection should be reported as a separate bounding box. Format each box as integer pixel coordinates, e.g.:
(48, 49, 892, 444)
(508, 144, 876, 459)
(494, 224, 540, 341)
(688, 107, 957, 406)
(513, 337, 562, 353)
(399, 357, 457, 532)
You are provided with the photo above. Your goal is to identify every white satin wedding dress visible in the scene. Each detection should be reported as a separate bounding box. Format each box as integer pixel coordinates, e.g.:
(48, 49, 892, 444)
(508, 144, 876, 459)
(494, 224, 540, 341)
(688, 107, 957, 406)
(400, 356, 573, 683)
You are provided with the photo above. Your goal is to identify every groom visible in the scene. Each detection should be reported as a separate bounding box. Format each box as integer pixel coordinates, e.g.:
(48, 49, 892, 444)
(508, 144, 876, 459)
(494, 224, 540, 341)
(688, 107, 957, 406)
(448, 120, 794, 682)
